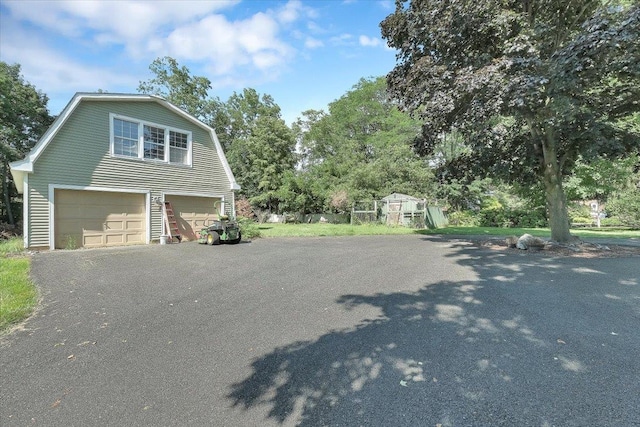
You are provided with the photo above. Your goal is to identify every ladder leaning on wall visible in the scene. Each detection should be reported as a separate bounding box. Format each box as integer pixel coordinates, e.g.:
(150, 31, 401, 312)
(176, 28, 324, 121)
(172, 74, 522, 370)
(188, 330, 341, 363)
(162, 201, 182, 242)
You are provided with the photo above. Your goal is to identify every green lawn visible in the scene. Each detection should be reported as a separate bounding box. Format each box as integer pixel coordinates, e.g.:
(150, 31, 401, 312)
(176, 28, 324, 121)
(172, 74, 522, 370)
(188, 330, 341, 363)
(420, 226, 640, 239)
(258, 223, 639, 240)
(259, 222, 417, 237)
(0, 238, 37, 333)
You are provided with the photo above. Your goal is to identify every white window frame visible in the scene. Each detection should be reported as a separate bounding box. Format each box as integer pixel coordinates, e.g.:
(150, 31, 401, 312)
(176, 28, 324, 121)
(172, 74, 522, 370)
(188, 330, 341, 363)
(109, 113, 192, 166)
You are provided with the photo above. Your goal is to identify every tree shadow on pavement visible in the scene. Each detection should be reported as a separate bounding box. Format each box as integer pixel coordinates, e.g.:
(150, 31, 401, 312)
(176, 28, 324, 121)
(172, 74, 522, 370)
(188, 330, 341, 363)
(227, 237, 640, 426)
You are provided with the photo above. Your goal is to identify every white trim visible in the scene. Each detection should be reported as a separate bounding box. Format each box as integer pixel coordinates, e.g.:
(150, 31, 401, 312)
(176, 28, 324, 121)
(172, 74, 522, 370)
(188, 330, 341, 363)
(49, 187, 54, 251)
(145, 193, 151, 244)
(230, 191, 236, 218)
(163, 191, 226, 199)
(10, 169, 27, 194)
(50, 184, 150, 193)
(48, 185, 151, 250)
(210, 129, 240, 191)
(23, 174, 29, 248)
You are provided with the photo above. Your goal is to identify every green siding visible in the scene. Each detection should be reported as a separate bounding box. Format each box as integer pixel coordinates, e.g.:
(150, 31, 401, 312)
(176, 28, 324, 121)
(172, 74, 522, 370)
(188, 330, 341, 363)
(27, 99, 235, 248)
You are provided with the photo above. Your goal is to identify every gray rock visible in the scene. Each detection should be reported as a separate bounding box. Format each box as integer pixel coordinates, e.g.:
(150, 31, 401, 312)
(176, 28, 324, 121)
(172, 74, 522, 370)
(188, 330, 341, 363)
(516, 234, 546, 250)
(505, 235, 519, 248)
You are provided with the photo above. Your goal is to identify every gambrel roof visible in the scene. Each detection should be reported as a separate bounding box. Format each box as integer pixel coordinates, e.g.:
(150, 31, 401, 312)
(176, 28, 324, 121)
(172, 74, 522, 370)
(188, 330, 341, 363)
(10, 92, 240, 193)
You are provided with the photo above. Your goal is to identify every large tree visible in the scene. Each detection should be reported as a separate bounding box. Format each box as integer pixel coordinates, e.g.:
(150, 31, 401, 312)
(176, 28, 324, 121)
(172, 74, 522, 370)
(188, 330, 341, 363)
(1, 62, 53, 225)
(139, 58, 296, 211)
(381, 1, 640, 241)
(221, 89, 297, 210)
(292, 77, 435, 209)
(138, 56, 225, 126)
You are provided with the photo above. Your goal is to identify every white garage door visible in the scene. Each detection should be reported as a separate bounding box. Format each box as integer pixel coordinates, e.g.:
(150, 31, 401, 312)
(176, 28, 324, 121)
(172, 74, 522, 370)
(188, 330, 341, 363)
(165, 195, 220, 241)
(55, 190, 146, 249)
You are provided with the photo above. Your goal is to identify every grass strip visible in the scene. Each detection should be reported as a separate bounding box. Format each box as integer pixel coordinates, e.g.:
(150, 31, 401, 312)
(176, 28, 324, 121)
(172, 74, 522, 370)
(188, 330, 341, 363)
(258, 223, 639, 239)
(258, 223, 417, 238)
(419, 226, 640, 239)
(0, 238, 37, 333)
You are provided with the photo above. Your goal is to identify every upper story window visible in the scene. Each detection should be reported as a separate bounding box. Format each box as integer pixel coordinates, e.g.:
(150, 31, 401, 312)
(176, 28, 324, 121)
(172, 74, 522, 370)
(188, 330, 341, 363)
(113, 118, 139, 158)
(110, 114, 192, 166)
(169, 130, 189, 164)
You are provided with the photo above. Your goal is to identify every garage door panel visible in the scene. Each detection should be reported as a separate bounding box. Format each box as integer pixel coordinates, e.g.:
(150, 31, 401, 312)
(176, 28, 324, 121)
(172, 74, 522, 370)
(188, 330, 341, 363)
(125, 220, 144, 231)
(84, 234, 104, 246)
(55, 190, 146, 249)
(105, 220, 125, 231)
(166, 195, 220, 241)
(105, 234, 125, 245)
(124, 233, 143, 243)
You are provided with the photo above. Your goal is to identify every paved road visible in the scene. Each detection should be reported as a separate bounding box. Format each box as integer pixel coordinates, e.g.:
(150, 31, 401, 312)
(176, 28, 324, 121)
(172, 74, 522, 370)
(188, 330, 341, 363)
(2, 235, 639, 426)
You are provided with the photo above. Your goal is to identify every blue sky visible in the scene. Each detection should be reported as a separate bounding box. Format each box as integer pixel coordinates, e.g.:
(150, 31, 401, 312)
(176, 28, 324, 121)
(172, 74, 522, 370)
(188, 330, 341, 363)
(0, 0, 398, 125)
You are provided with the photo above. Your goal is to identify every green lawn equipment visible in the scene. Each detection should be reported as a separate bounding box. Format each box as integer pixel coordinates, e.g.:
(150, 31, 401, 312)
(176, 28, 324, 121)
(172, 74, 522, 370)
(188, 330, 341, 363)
(198, 215, 241, 245)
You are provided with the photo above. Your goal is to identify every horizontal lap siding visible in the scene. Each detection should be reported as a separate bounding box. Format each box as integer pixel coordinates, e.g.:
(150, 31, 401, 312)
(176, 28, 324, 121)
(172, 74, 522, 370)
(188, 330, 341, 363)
(28, 100, 235, 248)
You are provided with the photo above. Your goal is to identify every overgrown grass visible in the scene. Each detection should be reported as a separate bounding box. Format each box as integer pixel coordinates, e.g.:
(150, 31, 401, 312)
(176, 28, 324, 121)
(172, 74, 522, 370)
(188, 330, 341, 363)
(0, 236, 25, 255)
(0, 238, 37, 333)
(258, 223, 639, 240)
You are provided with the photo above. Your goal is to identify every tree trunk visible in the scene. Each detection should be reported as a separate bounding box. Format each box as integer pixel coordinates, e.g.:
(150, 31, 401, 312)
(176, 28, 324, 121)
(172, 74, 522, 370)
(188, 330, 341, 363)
(2, 161, 15, 225)
(542, 133, 571, 242)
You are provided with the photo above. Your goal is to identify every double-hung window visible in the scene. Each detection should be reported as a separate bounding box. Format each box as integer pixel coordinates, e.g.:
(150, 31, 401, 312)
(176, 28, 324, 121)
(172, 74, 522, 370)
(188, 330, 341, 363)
(113, 118, 139, 158)
(110, 114, 191, 166)
(143, 125, 165, 160)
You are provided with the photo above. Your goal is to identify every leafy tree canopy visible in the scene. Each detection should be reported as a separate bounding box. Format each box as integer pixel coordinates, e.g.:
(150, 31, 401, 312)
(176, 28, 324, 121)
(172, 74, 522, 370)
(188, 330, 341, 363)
(1, 62, 53, 224)
(138, 56, 224, 125)
(139, 57, 296, 211)
(565, 154, 639, 201)
(292, 77, 435, 210)
(381, 0, 640, 241)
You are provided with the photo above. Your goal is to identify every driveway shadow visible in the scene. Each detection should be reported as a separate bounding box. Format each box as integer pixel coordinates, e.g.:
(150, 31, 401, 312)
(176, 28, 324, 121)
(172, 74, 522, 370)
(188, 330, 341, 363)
(228, 240, 640, 426)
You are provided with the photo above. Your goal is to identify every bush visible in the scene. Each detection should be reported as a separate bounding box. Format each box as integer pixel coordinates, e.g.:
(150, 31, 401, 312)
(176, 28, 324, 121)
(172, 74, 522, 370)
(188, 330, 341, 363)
(1, 222, 22, 240)
(600, 217, 625, 227)
(571, 216, 594, 225)
(235, 197, 254, 219)
(447, 210, 479, 226)
(606, 188, 640, 228)
(478, 206, 547, 228)
(237, 217, 261, 239)
(568, 202, 591, 223)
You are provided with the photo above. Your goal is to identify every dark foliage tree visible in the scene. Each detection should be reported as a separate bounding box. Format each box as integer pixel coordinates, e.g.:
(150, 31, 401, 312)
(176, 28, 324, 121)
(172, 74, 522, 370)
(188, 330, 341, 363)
(381, 1, 640, 241)
(1, 62, 53, 225)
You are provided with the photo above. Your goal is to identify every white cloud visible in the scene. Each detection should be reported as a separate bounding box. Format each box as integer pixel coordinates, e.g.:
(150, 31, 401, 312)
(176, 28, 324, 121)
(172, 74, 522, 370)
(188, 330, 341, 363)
(159, 11, 293, 75)
(3, 1, 238, 43)
(305, 37, 324, 49)
(378, 0, 394, 11)
(3, 0, 297, 84)
(330, 33, 354, 45)
(277, 0, 303, 24)
(306, 21, 324, 34)
(0, 20, 138, 95)
(359, 35, 382, 47)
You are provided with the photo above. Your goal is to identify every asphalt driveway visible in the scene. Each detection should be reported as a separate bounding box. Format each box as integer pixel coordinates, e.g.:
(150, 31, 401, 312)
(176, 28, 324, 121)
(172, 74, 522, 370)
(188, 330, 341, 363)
(1, 235, 639, 426)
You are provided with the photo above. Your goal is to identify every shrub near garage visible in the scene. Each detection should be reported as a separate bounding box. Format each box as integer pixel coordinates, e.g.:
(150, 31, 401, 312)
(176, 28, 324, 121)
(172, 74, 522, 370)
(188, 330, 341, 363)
(236, 217, 261, 239)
